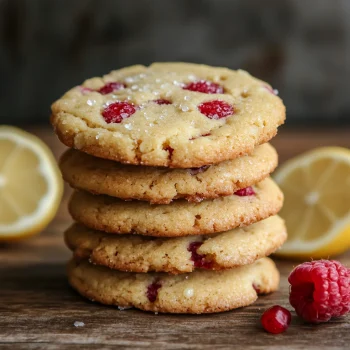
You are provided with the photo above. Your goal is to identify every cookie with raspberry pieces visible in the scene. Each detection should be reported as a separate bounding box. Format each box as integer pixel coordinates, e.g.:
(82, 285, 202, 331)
(60, 143, 277, 204)
(65, 216, 286, 274)
(68, 178, 283, 237)
(51, 62, 285, 168)
(67, 257, 280, 314)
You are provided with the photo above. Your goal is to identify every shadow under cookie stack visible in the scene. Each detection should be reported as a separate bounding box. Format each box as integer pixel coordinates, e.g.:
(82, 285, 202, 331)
(52, 63, 287, 314)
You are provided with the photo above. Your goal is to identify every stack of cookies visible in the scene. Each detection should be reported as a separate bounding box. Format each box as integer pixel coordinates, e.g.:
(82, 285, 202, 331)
(51, 63, 287, 314)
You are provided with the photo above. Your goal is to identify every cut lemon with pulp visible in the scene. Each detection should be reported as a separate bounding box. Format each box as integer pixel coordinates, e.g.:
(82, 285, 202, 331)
(274, 147, 350, 259)
(0, 126, 63, 241)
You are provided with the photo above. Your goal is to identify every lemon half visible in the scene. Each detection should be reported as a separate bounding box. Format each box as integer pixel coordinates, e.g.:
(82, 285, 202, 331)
(274, 147, 350, 259)
(0, 126, 63, 240)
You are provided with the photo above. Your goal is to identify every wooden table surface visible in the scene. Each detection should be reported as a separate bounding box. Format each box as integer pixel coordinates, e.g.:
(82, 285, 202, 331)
(0, 126, 349, 350)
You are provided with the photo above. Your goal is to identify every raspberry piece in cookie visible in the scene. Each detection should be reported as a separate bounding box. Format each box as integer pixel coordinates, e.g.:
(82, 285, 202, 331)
(98, 82, 126, 95)
(188, 165, 210, 176)
(79, 86, 93, 94)
(188, 241, 213, 269)
(234, 187, 256, 196)
(289, 260, 350, 323)
(154, 99, 171, 105)
(147, 280, 162, 302)
(183, 80, 224, 94)
(198, 100, 233, 119)
(102, 102, 136, 124)
(264, 85, 278, 95)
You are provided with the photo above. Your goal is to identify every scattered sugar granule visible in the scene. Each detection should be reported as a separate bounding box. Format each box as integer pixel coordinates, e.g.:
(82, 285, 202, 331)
(74, 321, 85, 328)
(86, 99, 96, 106)
(117, 306, 133, 311)
(183, 287, 194, 298)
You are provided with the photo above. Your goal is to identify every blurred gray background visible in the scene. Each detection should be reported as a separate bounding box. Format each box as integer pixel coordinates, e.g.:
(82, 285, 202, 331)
(0, 0, 350, 125)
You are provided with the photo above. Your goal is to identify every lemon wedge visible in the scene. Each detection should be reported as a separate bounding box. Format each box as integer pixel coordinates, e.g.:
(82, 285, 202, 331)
(274, 147, 350, 259)
(0, 126, 63, 241)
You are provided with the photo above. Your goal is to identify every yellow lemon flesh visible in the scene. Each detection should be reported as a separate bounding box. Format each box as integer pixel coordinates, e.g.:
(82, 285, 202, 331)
(0, 126, 63, 241)
(274, 147, 350, 259)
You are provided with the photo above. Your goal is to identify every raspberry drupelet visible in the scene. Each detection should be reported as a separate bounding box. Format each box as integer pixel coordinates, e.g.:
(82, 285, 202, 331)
(261, 305, 292, 334)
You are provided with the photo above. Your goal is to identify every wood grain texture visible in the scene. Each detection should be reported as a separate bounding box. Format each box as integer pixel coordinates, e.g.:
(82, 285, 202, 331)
(0, 127, 349, 349)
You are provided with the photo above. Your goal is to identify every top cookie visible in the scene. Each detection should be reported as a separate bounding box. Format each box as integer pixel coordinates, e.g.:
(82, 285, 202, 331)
(51, 62, 285, 168)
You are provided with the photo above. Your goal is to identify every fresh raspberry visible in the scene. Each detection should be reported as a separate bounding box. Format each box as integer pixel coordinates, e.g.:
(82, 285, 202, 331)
(289, 260, 350, 323)
(234, 186, 255, 196)
(198, 101, 233, 119)
(154, 99, 171, 105)
(183, 81, 224, 94)
(187, 242, 213, 269)
(102, 102, 136, 124)
(98, 82, 126, 95)
(261, 305, 292, 334)
(146, 280, 162, 302)
(188, 165, 210, 175)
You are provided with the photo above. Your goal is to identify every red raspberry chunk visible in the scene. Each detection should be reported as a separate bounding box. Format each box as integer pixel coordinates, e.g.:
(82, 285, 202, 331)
(154, 99, 171, 105)
(146, 280, 162, 302)
(198, 101, 233, 119)
(252, 283, 261, 293)
(189, 165, 210, 175)
(187, 242, 213, 269)
(234, 186, 255, 196)
(184, 81, 224, 94)
(261, 305, 292, 334)
(288, 260, 350, 323)
(102, 102, 136, 124)
(98, 82, 126, 95)
(79, 86, 93, 94)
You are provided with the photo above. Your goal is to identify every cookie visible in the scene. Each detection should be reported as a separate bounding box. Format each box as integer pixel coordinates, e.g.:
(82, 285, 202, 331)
(60, 143, 277, 204)
(68, 257, 279, 314)
(68, 178, 283, 237)
(51, 62, 285, 168)
(65, 215, 286, 274)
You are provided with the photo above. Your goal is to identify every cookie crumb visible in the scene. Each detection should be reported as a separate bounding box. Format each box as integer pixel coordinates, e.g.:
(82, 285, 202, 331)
(74, 321, 85, 327)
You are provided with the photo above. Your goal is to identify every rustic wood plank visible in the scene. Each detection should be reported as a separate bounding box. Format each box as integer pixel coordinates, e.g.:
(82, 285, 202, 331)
(0, 127, 349, 349)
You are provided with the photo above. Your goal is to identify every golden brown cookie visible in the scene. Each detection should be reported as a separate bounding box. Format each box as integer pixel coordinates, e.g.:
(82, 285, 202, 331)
(51, 62, 285, 168)
(60, 143, 278, 204)
(68, 257, 279, 314)
(68, 178, 283, 237)
(65, 216, 286, 274)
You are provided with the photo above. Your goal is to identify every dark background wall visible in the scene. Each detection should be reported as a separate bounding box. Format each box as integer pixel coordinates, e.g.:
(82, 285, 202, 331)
(0, 0, 349, 125)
